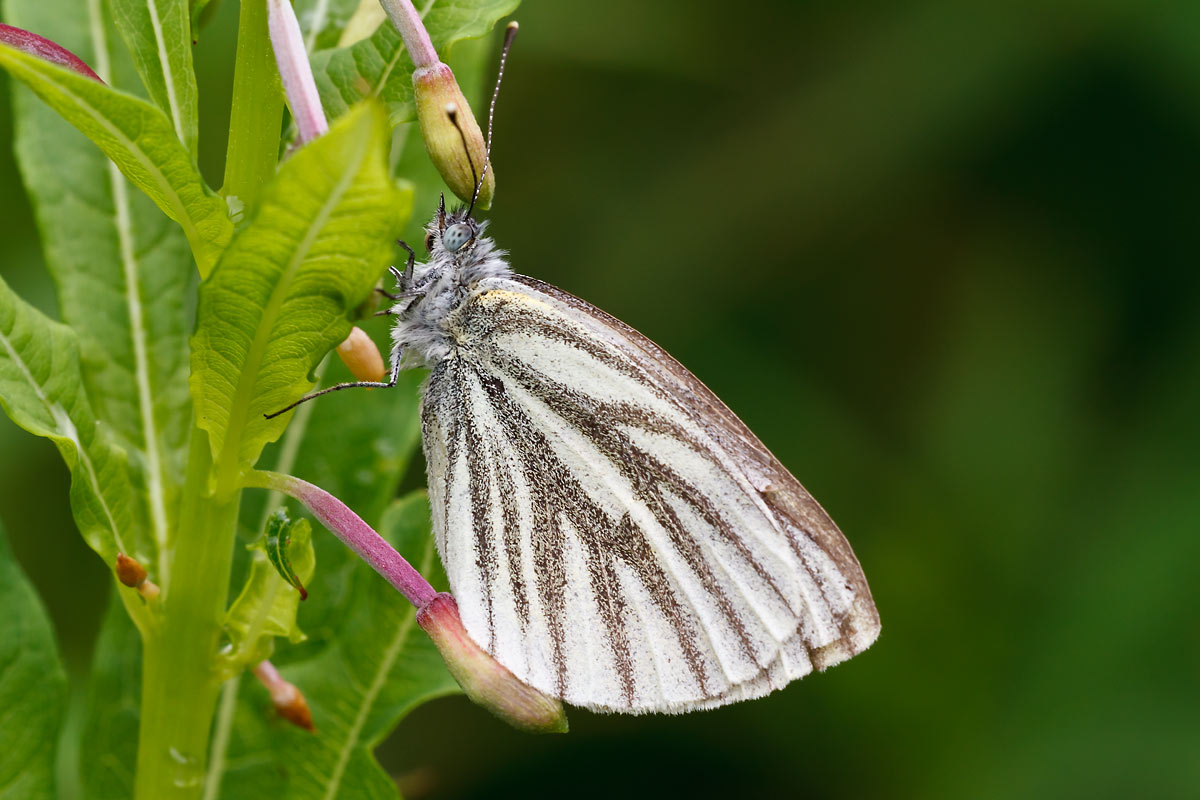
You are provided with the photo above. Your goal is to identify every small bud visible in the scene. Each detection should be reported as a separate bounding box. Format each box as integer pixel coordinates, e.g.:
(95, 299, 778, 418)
(115, 553, 161, 600)
(412, 62, 494, 208)
(115, 553, 147, 587)
(418, 593, 567, 734)
(336, 326, 385, 383)
(253, 660, 315, 732)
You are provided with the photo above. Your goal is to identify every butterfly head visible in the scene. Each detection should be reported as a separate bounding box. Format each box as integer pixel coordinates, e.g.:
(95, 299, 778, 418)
(425, 194, 482, 257)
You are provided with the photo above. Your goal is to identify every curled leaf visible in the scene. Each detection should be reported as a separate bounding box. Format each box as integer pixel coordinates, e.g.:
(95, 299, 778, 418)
(265, 508, 309, 600)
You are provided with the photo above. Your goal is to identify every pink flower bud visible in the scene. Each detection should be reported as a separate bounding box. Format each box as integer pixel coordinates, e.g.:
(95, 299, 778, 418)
(418, 593, 567, 734)
(336, 326, 385, 382)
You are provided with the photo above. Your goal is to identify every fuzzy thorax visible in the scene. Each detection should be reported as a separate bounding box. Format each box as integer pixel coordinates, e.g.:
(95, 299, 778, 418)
(390, 215, 511, 366)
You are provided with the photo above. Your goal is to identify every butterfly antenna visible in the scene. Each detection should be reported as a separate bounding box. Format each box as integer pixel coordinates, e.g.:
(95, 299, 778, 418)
(466, 20, 519, 217)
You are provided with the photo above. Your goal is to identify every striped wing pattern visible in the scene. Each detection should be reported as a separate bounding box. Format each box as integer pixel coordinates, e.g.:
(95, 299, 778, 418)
(422, 275, 880, 713)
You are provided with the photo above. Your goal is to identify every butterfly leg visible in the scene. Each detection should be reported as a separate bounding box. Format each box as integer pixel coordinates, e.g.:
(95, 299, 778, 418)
(397, 239, 416, 285)
(264, 343, 405, 419)
(377, 243, 421, 302)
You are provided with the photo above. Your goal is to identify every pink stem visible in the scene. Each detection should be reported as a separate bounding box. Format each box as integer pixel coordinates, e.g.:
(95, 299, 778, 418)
(252, 659, 284, 686)
(0, 23, 102, 82)
(245, 470, 437, 608)
(378, 0, 438, 68)
(266, 0, 328, 142)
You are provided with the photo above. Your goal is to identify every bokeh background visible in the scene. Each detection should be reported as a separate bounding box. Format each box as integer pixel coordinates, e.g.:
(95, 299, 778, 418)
(2, 0, 1198, 797)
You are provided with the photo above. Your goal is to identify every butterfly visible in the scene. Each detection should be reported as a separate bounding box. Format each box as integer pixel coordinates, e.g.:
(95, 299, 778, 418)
(269, 28, 879, 714)
(272, 192, 880, 713)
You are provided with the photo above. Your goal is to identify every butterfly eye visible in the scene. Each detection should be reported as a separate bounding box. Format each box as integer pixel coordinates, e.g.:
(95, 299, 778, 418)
(442, 223, 473, 253)
(424, 232, 435, 253)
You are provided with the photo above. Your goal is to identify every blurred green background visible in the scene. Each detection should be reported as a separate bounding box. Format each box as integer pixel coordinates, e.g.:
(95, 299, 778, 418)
(2, 0, 1199, 797)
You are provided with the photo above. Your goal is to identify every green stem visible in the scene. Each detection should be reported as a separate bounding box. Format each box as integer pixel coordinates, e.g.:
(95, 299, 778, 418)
(133, 3, 286, 794)
(221, 0, 285, 211)
(134, 429, 241, 800)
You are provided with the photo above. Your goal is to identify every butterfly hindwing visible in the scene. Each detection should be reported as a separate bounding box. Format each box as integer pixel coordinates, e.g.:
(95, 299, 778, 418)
(421, 275, 880, 713)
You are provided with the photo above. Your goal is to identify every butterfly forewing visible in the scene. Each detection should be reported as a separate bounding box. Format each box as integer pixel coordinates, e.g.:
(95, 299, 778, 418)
(421, 275, 880, 713)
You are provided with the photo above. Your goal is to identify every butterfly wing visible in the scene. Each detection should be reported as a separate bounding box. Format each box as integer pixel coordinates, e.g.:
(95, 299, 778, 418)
(421, 275, 879, 713)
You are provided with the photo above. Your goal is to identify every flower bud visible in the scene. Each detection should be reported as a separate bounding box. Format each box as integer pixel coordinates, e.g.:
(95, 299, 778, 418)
(413, 63, 494, 209)
(115, 553, 161, 600)
(115, 553, 148, 587)
(418, 593, 567, 734)
(253, 660, 315, 731)
(336, 326, 385, 383)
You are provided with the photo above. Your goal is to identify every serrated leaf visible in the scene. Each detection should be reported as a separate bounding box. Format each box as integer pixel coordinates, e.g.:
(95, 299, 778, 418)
(310, 0, 519, 126)
(226, 512, 316, 664)
(8, 0, 193, 592)
(0, 519, 68, 800)
(109, 0, 199, 153)
(0, 274, 148, 566)
(189, 102, 408, 476)
(0, 43, 232, 273)
(211, 493, 459, 799)
(77, 594, 142, 799)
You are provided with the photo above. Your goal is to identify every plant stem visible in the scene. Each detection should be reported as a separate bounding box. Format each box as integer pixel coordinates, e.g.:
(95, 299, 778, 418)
(221, 0, 285, 210)
(135, 429, 241, 800)
(134, 0, 289, 792)
(267, 0, 327, 142)
(244, 469, 436, 607)
(378, 0, 438, 68)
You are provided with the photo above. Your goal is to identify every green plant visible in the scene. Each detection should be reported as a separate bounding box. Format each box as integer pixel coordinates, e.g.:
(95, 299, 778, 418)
(0, 0, 523, 797)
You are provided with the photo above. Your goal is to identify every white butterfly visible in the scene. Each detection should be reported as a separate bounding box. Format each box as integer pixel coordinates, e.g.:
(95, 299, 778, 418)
(277, 194, 880, 713)
(270, 25, 878, 714)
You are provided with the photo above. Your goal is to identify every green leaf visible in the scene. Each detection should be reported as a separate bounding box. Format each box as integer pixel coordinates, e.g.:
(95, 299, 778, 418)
(296, 0, 364, 53)
(246, 327, 424, 530)
(109, 0, 200, 153)
(189, 101, 409, 478)
(310, 0, 519, 126)
(189, 0, 214, 37)
(77, 594, 142, 799)
(0, 43, 232, 274)
(212, 493, 459, 799)
(8, 0, 194, 592)
(0, 518, 68, 800)
(242, 330, 424, 652)
(226, 512, 316, 665)
(0, 274, 148, 566)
